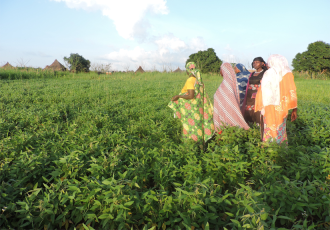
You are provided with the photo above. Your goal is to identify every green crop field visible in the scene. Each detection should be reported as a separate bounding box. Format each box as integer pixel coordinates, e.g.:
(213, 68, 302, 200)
(1, 69, 330, 230)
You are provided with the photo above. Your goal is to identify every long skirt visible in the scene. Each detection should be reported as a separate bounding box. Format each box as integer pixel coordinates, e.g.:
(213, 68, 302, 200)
(168, 93, 214, 144)
(262, 115, 288, 144)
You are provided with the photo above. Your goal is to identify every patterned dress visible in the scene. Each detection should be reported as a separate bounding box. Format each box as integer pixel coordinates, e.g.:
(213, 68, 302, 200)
(235, 64, 250, 108)
(168, 62, 214, 143)
(213, 63, 249, 131)
(255, 55, 298, 144)
(243, 71, 265, 126)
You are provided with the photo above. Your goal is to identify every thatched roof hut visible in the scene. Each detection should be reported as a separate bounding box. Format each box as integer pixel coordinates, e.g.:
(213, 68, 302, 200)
(173, 67, 184, 73)
(2, 62, 15, 69)
(44, 59, 66, 71)
(135, 66, 145, 73)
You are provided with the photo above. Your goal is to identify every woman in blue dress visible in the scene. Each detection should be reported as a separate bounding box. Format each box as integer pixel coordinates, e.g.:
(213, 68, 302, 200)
(234, 63, 250, 108)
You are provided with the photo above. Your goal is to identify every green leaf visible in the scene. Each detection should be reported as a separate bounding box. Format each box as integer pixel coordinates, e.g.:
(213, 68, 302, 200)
(32, 182, 38, 190)
(261, 213, 268, 220)
(275, 207, 281, 215)
(98, 214, 114, 219)
(102, 180, 112, 185)
(231, 219, 241, 227)
(278, 216, 294, 221)
(246, 206, 254, 213)
(173, 182, 182, 187)
(205, 222, 210, 230)
(124, 201, 134, 206)
(225, 212, 234, 217)
(283, 176, 290, 182)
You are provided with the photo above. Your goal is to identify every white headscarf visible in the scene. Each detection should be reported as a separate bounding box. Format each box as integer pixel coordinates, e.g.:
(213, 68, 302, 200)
(261, 54, 292, 107)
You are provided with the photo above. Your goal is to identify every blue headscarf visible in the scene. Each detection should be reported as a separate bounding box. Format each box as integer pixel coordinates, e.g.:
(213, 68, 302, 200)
(235, 63, 250, 107)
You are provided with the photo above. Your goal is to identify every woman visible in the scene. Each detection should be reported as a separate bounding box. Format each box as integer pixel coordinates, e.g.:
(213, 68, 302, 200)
(241, 57, 268, 126)
(213, 63, 250, 132)
(168, 62, 214, 144)
(255, 54, 297, 144)
(234, 63, 250, 108)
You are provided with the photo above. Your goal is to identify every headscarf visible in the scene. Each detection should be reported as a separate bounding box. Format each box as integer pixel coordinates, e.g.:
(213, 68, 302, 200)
(236, 63, 250, 74)
(213, 63, 250, 131)
(261, 54, 292, 107)
(186, 62, 201, 80)
(235, 63, 250, 107)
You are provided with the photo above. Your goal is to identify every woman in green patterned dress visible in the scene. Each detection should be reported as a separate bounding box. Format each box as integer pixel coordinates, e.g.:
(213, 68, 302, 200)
(168, 62, 214, 145)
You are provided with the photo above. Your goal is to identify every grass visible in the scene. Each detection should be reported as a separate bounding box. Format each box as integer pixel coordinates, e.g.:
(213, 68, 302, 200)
(0, 70, 330, 229)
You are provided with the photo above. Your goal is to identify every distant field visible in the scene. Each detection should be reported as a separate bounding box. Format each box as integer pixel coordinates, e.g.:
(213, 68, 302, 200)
(1, 70, 330, 229)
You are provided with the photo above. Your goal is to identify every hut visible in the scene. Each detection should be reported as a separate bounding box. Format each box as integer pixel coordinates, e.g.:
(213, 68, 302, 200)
(135, 66, 145, 73)
(173, 67, 184, 73)
(1, 62, 15, 69)
(44, 59, 66, 71)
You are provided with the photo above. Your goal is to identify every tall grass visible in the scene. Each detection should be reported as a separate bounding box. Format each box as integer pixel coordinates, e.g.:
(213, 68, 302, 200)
(0, 68, 70, 79)
(293, 70, 330, 80)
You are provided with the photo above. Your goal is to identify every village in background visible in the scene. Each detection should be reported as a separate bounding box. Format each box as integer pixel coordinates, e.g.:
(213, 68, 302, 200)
(0, 59, 187, 75)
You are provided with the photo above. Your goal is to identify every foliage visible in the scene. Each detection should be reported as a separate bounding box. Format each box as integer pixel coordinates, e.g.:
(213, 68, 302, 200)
(0, 71, 330, 229)
(292, 41, 330, 73)
(186, 48, 222, 74)
(0, 68, 69, 80)
(64, 53, 91, 73)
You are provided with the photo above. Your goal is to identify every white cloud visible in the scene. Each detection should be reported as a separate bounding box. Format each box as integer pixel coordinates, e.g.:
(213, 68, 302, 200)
(225, 44, 232, 52)
(222, 54, 237, 63)
(154, 34, 187, 55)
(102, 34, 207, 71)
(52, 0, 168, 40)
(246, 39, 274, 48)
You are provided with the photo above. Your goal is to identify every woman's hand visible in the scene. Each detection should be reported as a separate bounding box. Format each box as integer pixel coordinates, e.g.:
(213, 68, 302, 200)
(171, 95, 180, 101)
(172, 90, 195, 101)
(291, 108, 298, 122)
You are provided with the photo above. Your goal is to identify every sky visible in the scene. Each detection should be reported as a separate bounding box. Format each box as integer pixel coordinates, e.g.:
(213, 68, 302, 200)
(0, 0, 329, 71)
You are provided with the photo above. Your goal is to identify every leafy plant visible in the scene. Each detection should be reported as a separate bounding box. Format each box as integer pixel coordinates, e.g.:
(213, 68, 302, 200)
(0, 70, 329, 229)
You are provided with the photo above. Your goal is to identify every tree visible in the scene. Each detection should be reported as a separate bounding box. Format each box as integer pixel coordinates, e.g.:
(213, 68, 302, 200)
(63, 53, 91, 72)
(90, 62, 111, 73)
(186, 48, 222, 74)
(292, 41, 330, 73)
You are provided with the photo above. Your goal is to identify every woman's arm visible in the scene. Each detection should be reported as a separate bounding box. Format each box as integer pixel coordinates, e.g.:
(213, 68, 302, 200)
(171, 89, 195, 101)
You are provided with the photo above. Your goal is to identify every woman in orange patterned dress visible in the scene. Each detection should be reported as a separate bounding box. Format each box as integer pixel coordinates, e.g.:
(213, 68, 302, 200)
(255, 54, 298, 144)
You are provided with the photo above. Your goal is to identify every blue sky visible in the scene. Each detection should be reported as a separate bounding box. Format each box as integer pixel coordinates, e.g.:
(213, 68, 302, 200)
(1, 0, 329, 71)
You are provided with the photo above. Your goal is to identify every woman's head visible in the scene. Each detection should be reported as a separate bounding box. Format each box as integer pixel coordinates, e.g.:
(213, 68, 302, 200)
(267, 54, 291, 76)
(252, 57, 267, 71)
(235, 63, 249, 74)
(220, 62, 236, 78)
(186, 62, 199, 77)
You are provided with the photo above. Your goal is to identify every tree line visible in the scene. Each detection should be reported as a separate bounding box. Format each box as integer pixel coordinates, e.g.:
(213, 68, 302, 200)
(63, 41, 329, 74)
